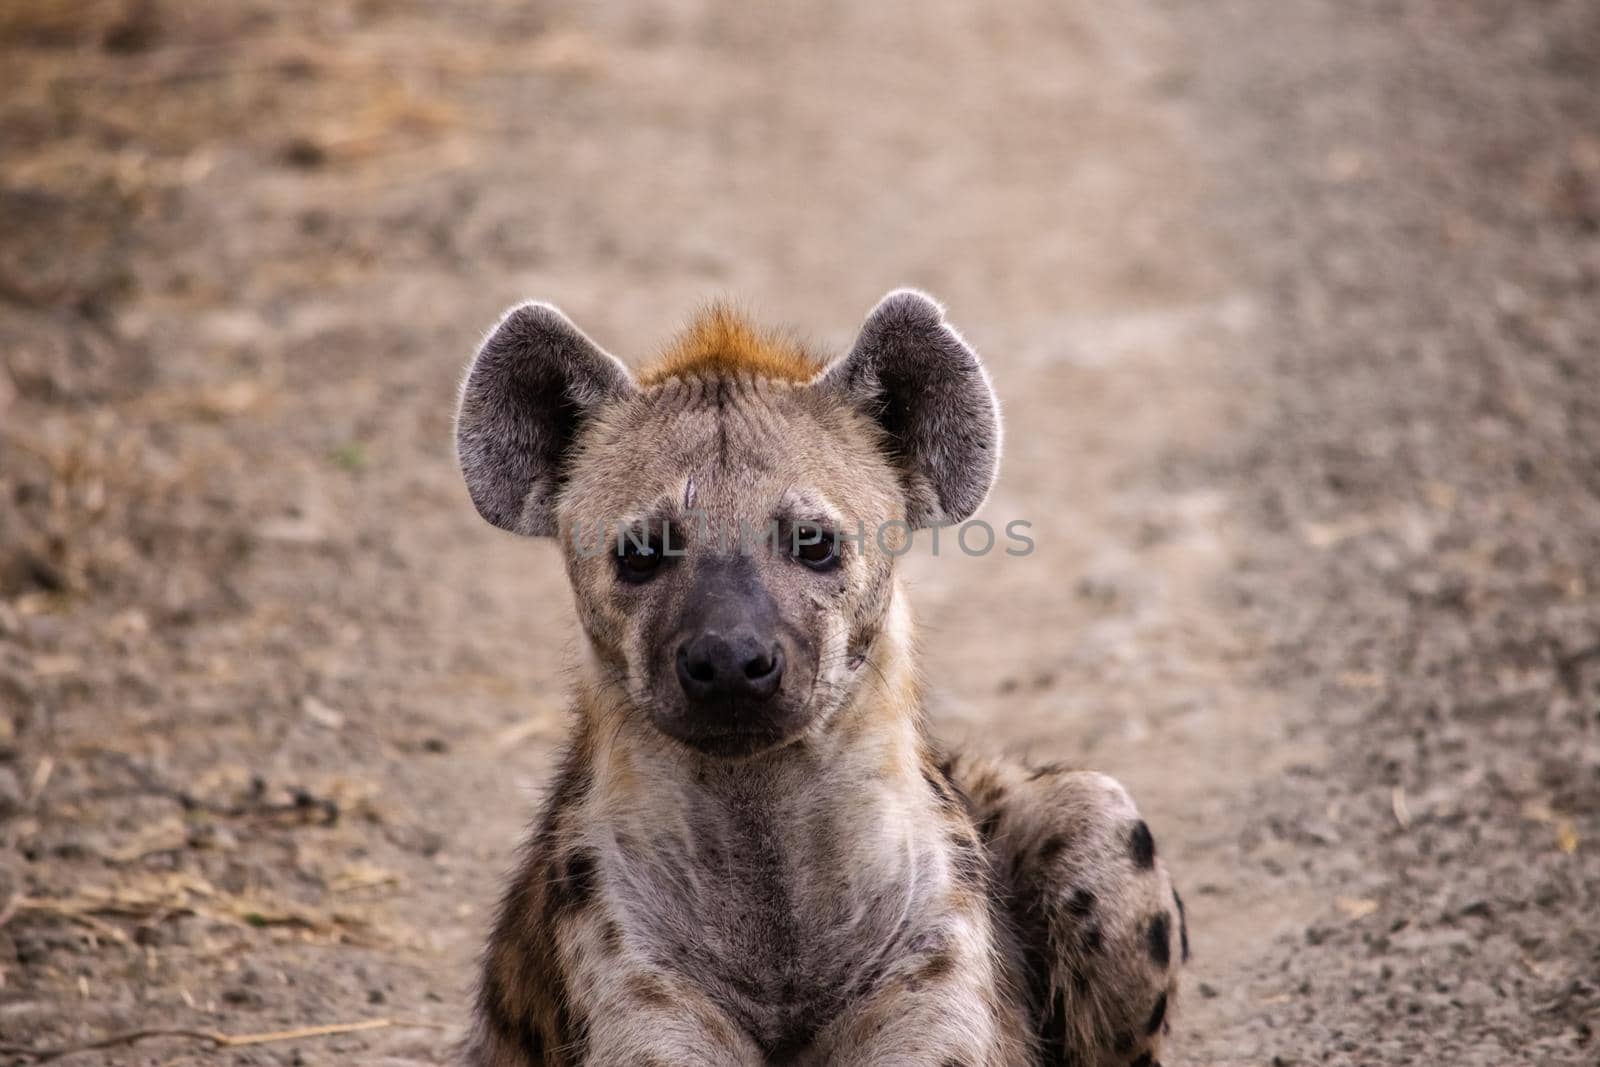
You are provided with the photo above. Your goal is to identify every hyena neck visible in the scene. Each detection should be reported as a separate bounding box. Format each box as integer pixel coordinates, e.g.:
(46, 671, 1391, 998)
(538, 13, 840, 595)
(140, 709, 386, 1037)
(559, 602, 963, 1023)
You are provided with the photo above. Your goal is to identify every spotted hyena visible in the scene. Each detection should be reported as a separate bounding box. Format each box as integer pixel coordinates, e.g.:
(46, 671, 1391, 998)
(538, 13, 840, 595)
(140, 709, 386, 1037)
(455, 291, 1187, 1066)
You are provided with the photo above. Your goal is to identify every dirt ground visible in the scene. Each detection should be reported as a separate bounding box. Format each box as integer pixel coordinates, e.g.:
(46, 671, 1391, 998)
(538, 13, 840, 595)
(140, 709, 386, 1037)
(2, 1, 1597, 1064)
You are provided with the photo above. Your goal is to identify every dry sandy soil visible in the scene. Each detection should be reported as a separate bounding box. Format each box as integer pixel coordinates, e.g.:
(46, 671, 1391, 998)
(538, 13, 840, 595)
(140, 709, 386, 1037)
(2, 1, 1597, 1064)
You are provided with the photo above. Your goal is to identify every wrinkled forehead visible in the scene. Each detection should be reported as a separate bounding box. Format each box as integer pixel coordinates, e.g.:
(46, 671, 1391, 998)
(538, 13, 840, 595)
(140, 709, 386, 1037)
(560, 375, 899, 537)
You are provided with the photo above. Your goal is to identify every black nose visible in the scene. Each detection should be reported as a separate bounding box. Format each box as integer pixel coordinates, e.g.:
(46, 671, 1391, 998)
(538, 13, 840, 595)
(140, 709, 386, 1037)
(677, 632, 784, 703)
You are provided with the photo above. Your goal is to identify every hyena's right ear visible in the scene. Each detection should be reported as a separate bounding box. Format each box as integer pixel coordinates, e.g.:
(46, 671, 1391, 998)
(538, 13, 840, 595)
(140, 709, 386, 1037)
(456, 302, 634, 536)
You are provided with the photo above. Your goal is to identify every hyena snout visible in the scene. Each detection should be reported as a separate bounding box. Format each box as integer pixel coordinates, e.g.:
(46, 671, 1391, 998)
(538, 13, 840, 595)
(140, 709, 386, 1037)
(652, 555, 815, 758)
(676, 630, 784, 703)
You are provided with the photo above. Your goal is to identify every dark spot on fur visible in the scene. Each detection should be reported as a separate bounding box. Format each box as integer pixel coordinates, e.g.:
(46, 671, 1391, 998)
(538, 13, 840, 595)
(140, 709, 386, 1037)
(1131, 1055, 1155, 1067)
(601, 918, 623, 955)
(521, 1023, 546, 1063)
(766, 1016, 822, 1063)
(1081, 923, 1104, 954)
(480, 967, 510, 1024)
(627, 972, 675, 1007)
(483, 964, 553, 1064)
(528, 945, 589, 1066)
(923, 765, 953, 805)
(977, 811, 1002, 841)
(540, 754, 594, 832)
(917, 949, 957, 985)
(482, 969, 531, 1050)
(1019, 915, 1054, 1019)
(949, 828, 988, 888)
(1146, 912, 1172, 968)
(1039, 834, 1067, 865)
(1129, 820, 1156, 869)
(547, 847, 600, 915)
(1065, 887, 1096, 919)
(1146, 991, 1168, 1035)
(941, 1060, 971, 1067)
(1042, 985, 1068, 1062)
(1027, 761, 1067, 781)
(1174, 887, 1191, 962)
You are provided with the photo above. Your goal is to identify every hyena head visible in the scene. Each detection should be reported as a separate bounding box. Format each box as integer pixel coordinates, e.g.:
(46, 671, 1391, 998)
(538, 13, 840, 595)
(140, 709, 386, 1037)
(456, 290, 1000, 759)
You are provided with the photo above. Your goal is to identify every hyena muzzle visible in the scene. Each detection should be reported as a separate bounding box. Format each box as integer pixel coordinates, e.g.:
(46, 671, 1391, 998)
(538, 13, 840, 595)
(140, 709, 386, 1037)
(454, 291, 1187, 1066)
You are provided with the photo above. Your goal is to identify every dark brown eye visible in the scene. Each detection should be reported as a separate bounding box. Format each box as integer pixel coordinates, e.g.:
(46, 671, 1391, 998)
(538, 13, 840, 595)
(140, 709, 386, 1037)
(618, 533, 664, 582)
(791, 524, 839, 570)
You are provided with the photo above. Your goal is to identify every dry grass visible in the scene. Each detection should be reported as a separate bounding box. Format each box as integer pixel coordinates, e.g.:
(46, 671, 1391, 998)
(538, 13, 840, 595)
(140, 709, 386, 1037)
(9, 869, 383, 945)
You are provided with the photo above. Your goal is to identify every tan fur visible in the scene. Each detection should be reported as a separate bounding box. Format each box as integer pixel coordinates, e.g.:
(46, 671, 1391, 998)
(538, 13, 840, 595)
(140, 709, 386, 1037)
(637, 304, 826, 386)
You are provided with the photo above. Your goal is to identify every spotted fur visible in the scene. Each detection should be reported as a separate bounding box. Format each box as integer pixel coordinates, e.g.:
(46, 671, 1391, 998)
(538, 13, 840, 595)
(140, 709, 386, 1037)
(945, 755, 1185, 1066)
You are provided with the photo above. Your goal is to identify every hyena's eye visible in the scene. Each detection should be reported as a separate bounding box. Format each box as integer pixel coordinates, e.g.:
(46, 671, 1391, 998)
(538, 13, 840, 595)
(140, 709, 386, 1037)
(617, 530, 667, 583)
(790, 523, 840, 571)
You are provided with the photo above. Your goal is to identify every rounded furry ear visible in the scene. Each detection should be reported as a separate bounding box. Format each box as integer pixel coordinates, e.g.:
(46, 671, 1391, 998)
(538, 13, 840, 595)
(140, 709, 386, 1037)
(456, 302, 634, 536)
(820, 290, 1001, 528)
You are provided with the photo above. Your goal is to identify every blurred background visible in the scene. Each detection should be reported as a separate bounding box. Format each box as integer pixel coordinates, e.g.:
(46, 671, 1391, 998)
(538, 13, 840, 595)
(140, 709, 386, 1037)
(1, 1, 1597, 1063)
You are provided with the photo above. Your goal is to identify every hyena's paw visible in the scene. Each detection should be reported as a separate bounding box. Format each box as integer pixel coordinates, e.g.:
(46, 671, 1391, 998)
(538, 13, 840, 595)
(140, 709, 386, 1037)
(954, 759, 1188, 1067)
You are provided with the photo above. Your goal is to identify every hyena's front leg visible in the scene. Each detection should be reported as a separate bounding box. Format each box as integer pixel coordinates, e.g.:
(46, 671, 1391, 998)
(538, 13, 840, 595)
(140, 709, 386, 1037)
(469, 840, 765, 1067)
(799, 905, 1033, 1067)
(472, 960, 762, 1067)
(572, 968, 767, 1067)
(949, 757, 1187, 1067)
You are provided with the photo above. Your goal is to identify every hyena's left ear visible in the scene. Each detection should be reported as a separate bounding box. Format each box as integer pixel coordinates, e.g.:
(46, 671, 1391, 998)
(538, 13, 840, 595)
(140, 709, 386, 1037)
(456, 302, 635, 536)
(821, 289, 1001, 528)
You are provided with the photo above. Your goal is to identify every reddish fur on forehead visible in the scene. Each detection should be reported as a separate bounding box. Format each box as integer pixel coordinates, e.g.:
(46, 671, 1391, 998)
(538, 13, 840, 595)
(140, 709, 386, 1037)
(637, 303, 826, 386)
